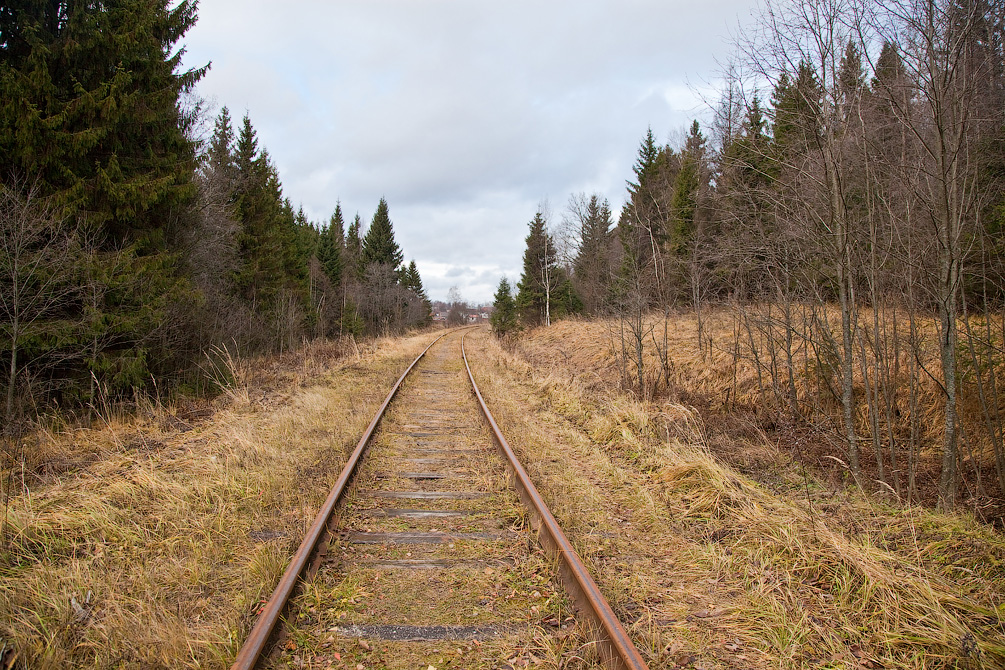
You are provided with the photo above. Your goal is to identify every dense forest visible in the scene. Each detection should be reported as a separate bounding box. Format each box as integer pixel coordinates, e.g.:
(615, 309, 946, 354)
(0, 0, 430, 422)
(498, 0, 1005, 509)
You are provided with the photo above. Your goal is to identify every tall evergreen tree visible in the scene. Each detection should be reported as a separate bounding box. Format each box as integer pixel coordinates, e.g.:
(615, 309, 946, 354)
(771, 61, 823, 156)
(318, 204, 345, 287)
(0, 0, 206, 240)
(490, 277, 518, 335)
(572, 194, 613, 314)
(401, 259, 432, 323)
(669, 120, 707, 256)
(232, 117, 285, 306)
(345, 213, 364, 281)
(230, 117, 308, 315)
(235, 114, 259, 178)
(0, 0, 206, 397)
(361, 198, 404, 273)
(516, 211, 563, 327)
(401, 260, 427, 300)
(628, 126, 662, 197)
(716, 95, 778, 298)
(207, 106, 236, 183)
(725, 95, 774, 189)
(291, 205, 316, 283)
(618, 128, 677, 302)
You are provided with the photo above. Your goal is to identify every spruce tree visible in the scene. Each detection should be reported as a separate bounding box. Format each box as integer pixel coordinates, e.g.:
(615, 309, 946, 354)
(361, 198, 404, 273)
(771, 61, 822, 156)
(617, 128, 676, 303)
(317, 204, 345, 287)
(627, 126, 662, 198)
(726, 96, 774, 188)
(491, 277, 518, 335)
(573, 195, 613, 314)
(669, 120, 706, 255)
(401, 260, 427, 299)
(0, 0, 205, 240)
(717, 95, 778, 297)
(290, 205, 315, 284)
(232, 117, 298, 308)
(345, 214, 364, 281)
(0, 0, 206, 397)
(516, 211, 562, 326)
(235, 114, 260, 177)
(207, 106, 236, 183)
(402, 260, 432, 323)
(233, 116, 276, 303)
(575, 196, 613, 276)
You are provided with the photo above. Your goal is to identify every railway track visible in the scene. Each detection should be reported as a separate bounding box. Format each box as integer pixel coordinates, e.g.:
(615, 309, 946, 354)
(231, 329, 648, 670)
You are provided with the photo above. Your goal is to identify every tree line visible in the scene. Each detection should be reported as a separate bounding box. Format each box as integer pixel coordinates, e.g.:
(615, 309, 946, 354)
(0, 0, 430, 423)
(495, 0, 1005, 509)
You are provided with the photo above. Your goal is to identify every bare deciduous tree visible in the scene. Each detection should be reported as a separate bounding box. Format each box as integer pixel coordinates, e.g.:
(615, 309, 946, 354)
(0, 178, 79, 421)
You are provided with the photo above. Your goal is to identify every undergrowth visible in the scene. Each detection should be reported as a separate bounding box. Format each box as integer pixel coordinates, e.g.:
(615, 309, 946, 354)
(468, 325, 1005, 669)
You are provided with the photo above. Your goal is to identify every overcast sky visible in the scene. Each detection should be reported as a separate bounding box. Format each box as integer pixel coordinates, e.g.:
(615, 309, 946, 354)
(181, 0, 761, 304)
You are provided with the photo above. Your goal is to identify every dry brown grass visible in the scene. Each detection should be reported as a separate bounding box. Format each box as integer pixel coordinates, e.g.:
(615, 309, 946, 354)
(0, 332, 435, 668)
(4, 318, 1003, 669)
(465, 323, 1005, 669)
(513, 307, 1003, 511)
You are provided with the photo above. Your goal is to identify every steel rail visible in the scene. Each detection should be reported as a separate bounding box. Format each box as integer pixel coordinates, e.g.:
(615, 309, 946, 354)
(461, 331, 649, 670)
(231, 331, 449, 670)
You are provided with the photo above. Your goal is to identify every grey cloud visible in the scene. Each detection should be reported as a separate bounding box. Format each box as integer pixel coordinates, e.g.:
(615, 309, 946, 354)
(183, 0, 760, 302)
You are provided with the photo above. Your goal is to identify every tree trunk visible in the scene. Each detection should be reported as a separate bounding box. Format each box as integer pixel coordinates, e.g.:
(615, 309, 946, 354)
(6, 320, 17, 422)
(937, 249, 961, 506)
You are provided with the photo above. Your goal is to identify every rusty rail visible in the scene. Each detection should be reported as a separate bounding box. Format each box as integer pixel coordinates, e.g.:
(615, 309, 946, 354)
(231, 327, 646, 669)
(230, 331, 448, 670)
(461, 331, 649, 670)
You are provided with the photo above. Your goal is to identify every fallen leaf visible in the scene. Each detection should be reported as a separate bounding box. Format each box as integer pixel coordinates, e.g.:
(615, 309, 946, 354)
(284, 640, 298, 652)
(665, 641, 684, 655)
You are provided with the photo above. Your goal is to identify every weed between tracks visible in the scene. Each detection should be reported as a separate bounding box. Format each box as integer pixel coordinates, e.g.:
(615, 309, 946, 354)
(300, 548, 567, 627)
(463, 325, 1005, 669)
(276, 549, 592, 670)
(0, 334, 435, 668)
